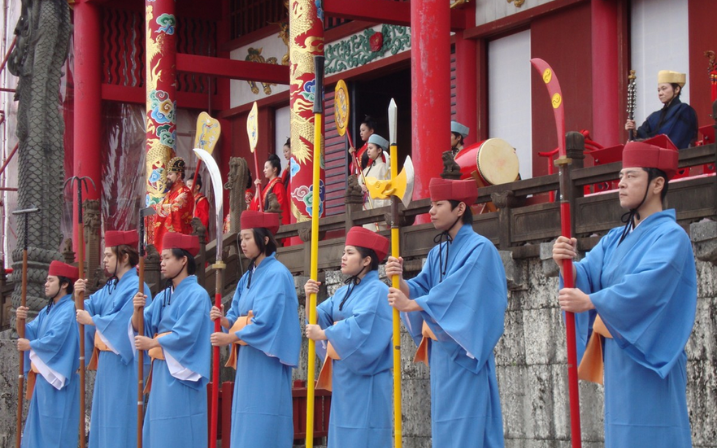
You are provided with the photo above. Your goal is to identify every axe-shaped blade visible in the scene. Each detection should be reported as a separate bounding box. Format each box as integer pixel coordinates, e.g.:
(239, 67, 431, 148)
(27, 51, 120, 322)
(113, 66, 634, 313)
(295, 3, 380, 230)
(140, 207, 156, 219)
(364, 155, 414, 208)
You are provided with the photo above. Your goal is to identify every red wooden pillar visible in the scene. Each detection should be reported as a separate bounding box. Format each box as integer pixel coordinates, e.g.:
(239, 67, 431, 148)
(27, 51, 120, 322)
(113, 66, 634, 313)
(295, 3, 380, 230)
(591, 0, 620, 146)
(144, 0, 177, 244)
(455, 2, 477, 146)
(411, 0, 451, 211)
(73, 0, 101, 249)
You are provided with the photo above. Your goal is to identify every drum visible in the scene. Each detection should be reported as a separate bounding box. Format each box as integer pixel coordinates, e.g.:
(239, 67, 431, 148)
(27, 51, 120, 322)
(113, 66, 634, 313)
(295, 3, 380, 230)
(454, 138, 520, 186)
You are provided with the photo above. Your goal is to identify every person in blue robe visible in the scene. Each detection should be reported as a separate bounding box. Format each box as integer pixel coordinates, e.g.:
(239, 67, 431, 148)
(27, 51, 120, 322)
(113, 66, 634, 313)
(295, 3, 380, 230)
(210, 211, 300, 448)
(626, 70, 697, 149)
(386, 178, 507, 448)
(131, 233, 212, 448)
(553, 140, 696, 447)
(304, 226, 393, 447)
(75, 231, 152, 448)
(16, 261, 80, 448)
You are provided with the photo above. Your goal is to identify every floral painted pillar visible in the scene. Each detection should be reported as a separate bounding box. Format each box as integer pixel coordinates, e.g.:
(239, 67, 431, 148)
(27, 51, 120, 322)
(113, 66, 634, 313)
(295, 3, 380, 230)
(288, 0, 325, 225)
(145, 0, 177, 242)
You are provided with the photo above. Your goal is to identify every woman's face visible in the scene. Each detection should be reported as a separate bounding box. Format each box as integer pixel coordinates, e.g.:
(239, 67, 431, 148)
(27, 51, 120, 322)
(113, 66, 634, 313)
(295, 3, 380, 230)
(263, 161, 276, 180)
(340, 245, 369, 276)
(366, 143, 382, 161)
(359, 124, 374, 142)
(282, 145, 291, 161)
(657, 83, 678, 104)
(240, 229, 261, 259)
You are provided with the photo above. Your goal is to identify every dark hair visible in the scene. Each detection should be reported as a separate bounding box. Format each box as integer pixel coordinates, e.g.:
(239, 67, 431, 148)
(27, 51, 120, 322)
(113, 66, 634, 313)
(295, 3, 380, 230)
(112, 244, 140, 268)
(246, 166, 253, 190)
(354, 246, 380, 271)
(452, 132, 464, 146)
(187, 172, 202, 189)
(284, 137, 291, 148)
(57, 276, 74, 295)
(267, 154, 282, 177)
(448, 199, 474, 225)
(169, 248, 197, 276)
(252, 228, 278, 257)
(361, 115, 377, 132)
(670, 83, 682, 99)
(643, 167, 669, 202)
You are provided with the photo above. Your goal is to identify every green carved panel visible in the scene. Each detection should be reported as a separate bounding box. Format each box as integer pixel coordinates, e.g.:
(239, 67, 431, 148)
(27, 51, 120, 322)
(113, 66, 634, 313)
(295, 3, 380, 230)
(325, 25, 411, 75)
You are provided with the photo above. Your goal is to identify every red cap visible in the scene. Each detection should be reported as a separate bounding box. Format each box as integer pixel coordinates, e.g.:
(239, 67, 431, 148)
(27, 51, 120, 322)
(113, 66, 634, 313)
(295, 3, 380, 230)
(429, 178, 478, 205)
(105, 230, 139, 248)
(48, 261, 79, 281)
(240, 211, 280, 235)
(345, 227, 390, 262)
(622, 137, 679, 180)
(162, 233, 200, 256)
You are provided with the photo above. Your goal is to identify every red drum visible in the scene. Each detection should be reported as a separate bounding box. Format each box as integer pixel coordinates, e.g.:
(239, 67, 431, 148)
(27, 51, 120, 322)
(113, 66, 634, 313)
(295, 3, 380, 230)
(454, 138, 520, 185)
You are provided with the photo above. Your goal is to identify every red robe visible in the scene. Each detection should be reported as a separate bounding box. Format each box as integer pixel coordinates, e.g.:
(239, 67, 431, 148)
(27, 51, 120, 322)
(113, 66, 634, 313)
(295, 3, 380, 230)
(193, 192, 210, 230)
(249, 177, 290, 226)
(153, 181, 194, 253)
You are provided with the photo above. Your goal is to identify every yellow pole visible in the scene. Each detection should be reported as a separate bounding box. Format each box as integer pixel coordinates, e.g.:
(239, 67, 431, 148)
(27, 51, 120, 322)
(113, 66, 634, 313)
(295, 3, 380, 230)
(305, 54, 324, 448)
(388, 99, 403, 448)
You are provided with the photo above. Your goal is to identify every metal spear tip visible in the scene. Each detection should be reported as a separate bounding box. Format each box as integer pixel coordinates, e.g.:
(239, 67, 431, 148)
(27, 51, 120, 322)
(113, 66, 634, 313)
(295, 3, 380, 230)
(388, 99, 397, 145)
(12, 206, 39, 215)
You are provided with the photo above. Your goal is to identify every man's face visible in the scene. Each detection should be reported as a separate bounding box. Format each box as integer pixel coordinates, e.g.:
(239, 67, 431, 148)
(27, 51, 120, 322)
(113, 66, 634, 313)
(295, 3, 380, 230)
(618, 168, 651, 210)
(45, 275, 61, 298)
(160, 250, 185, 279)
(428, 200, 463, 232)
(450, 133, 460, 149)
(103, 247, 118, 276)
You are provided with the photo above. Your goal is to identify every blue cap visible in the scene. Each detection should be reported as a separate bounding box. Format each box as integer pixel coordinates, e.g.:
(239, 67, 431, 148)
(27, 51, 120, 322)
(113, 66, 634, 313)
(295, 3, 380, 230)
(451, 121, 470, 137)
(368, 134, 389, 151)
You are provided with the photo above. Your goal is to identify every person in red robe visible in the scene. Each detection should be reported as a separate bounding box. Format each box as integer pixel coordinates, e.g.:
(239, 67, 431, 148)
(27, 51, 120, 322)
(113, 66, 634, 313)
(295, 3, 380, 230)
(280, 138, 291, 187)
(152, 157, 195, 253)
(187, 172, 210, 231)
(348, 115, 386, 175)
(250, 154, 290, 226)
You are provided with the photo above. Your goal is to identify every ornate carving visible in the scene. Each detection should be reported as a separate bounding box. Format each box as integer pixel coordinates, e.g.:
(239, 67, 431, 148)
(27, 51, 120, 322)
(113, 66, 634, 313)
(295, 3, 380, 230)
(325, 25, 411, 75)
(246, 47, 279, 95)
(224, 157, 249, 234)
(9, 0, 72, 318)
(345, 174, 364, 205)
(266, 192, 282, 220)
(440, 150, 462, 180)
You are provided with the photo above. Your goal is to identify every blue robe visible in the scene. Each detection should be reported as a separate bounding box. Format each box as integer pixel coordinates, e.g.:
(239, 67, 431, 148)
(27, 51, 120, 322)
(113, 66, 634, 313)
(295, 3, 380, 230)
(83, 269, 152, 448)
(568, 210, 696, 447)
(315, 270, 393, 448)
(225, 254, 301, 448)
(402, 224, 506, 448)
(636, 99, 698, 149)
(139, 275, 212, 448)
(21, 294, 80, 448)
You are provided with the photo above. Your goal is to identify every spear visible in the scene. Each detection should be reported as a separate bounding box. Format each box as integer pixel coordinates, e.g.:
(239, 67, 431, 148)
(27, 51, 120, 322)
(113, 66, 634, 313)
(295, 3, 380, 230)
(12, 206, 39, 448)
(305, 54, 325, 448)
(136, 206, 155, 448)
(530, 58, 582, 448)
(193, 146, 225, 448)
(64, 175, 96, 448)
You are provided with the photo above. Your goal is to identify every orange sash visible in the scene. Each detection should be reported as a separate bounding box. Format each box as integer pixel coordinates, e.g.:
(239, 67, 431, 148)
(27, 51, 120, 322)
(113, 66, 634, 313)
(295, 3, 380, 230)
(143, 332, 170, 395)
(87, 331, 112, 371)
(413, 321, 438, 366)
(577, 315, 613, 385)
(316, 323, 341, 392)
(225, 311, 254, 369)
(25, 362, 40, 400)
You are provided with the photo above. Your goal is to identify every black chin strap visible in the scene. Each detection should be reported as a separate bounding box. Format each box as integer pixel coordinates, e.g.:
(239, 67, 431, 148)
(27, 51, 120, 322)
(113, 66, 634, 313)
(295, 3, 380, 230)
(339, 266, 367, 311)
(433, 215, 463, 283)
(47, 289, 61, 314)
(618, 181, 652, 245)
(246, 258, 259, 289)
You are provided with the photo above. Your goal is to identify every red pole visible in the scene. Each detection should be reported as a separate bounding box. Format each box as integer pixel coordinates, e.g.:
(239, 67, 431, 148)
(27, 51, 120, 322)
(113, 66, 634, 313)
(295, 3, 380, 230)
(411, 0, 450, 222)
(530, 58, 582, 448)
(73, 0, 102, 255)
(591, 0, 620, 147)
(0, 143, 19, 177)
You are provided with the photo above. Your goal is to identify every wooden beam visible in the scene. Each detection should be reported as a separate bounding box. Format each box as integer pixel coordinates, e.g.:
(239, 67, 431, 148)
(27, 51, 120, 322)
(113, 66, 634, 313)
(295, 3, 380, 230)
(176, 54, 290, 84)
(101, 84, 220, 110)
(323, 0, 466, 30)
